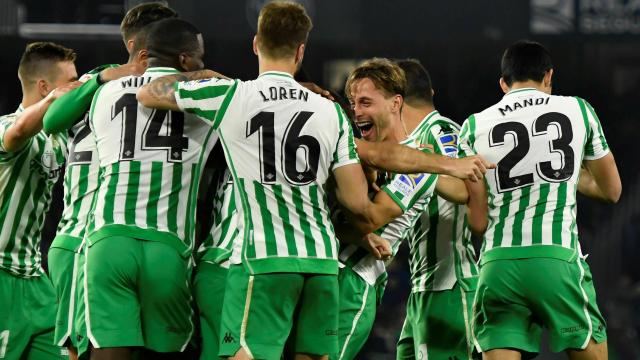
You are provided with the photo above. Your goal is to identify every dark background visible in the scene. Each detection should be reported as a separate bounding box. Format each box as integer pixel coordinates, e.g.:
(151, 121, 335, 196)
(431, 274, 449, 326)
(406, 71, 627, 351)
(0, 0, 638, 358)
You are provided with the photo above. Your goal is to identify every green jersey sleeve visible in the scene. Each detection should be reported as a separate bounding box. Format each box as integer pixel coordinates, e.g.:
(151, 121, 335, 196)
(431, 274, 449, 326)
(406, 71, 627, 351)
(576, 98, 610, 160)
(457, 115, 478, 159)
(381, 154, 438, 211)
(173, 77, 237, 128)
(43, 64, 118, 134)
(332, 103, 359, 170)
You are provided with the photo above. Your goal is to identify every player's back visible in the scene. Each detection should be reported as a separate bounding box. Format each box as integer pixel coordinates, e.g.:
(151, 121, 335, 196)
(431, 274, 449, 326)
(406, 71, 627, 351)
(88, 67, 218, 255)
(461, 88, 609, 263)
(214, 71, 358, 275)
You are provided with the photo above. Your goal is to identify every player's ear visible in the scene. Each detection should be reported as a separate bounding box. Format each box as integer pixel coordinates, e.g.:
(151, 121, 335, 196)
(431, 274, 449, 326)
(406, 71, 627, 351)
(126, 38, 135, 55)
(294, 43, 305, 65)
(253, 36, 259, 56)
(431, 88, 435, 98)
(36, 78, 50, 98)
(499, 77, 510, 94)
(543, 69, 553, 88)
(135, 49, 148, 67)
(392, 94, 403, 113)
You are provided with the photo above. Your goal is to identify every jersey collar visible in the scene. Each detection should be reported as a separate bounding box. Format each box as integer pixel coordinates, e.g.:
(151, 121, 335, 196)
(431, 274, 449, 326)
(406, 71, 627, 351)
(258, 71, 294, 79)
(145, 67, 180, 74)
(504, 87, 540, 97)
(408, 110, 440, 139)
(15, 104, 25, 115)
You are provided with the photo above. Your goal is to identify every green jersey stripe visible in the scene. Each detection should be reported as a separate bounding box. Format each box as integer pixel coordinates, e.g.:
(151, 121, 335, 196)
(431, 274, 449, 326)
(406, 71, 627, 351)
(490, 191, 512, 248)
(146, 162, 163, 228)
(177, 84, 231, 101)
(424, 197, 439, 289)
(184, 164, 198, 244)
(211, 81, 238, 129)
(292, 187, 316, 257)
(585, 103, 608, 152)
(551, 182, 568, 246)
(309, 185, 333, 258)
(511, 186, 531, 246)
(576, 98, 593, 156)
(531, 183, 551, 245)
(102, 163, 120, 224)
(167, 163, 182, 234)
(124, 161, 141, 225)
(253, 181, 276, 257)
(4, 160, 36, 270)
(273, 185, 298, 256)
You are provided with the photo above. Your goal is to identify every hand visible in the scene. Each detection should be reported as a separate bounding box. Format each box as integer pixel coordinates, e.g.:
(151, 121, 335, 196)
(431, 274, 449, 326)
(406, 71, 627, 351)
(49, 81, 82, 101)
(449, 155, 496, 182)
(99, 63, 146, 82)
(299, 82, 334, 100)
(361, 233, 392, 260)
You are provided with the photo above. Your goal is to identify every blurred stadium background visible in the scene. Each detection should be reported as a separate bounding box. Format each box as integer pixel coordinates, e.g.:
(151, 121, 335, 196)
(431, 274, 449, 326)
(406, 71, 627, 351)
(0, 0, 638, 358)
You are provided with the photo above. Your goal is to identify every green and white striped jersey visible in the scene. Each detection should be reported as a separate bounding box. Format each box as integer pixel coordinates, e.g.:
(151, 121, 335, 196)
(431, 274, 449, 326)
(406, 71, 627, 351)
(409, 112, 479, 292)
(174, 71, 359, 275)
(458, 88, 610, 264)
(54, 68, 104, 251)
(88, 67, 219, 256)
(339, 118, 439, 286)
(196, 167, 238, 268)
(0, 105, 67, 277)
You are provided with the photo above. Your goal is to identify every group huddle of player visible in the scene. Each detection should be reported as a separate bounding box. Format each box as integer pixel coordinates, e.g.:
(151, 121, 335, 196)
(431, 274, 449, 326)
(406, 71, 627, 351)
(0, 1, 622, 360)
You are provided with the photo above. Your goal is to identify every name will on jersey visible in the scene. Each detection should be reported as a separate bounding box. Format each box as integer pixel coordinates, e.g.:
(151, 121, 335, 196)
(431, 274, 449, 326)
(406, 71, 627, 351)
(499, 96, 550, 116)
(259, 86, 309, 102)
(120, 76, 153, 89)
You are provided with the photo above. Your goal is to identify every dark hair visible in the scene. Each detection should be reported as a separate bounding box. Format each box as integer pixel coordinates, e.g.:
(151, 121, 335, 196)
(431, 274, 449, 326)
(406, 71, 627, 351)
(501, 40, 553, 87)
(396, 58, 433, 106)
(256, 1, 313, 59)
(345, 58, 406, 101)
(120, 2, 178, 42)
(18, 42, 76, 83)
(145, 18, 201, 62)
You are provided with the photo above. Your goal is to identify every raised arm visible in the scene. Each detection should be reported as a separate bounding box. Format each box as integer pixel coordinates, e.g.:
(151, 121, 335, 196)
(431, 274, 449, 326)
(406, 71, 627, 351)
(137, 69, 225, 111)
(578, 153, 621, 203)
(43, 63, 143, 134)
(355, 138, 494, 182)
(3, 81, 80, 152)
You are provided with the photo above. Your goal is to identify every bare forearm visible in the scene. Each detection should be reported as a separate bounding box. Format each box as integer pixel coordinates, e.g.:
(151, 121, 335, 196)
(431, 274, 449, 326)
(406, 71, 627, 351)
(358, 139, 454, 174)
(578, 166, 617, 203)
(4, 96, 53, 152)
(138, 70, 218, 110)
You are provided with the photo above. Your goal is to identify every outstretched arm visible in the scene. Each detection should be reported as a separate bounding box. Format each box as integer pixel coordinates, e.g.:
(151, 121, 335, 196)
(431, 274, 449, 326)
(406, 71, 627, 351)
(44, 63, 143, 134)
(137, 69, 226, 110)
(356, 138, 495, 182)
(3, 81, 80, 152)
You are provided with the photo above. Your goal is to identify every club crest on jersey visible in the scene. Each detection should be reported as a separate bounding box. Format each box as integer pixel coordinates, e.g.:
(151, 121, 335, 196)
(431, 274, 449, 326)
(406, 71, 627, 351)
(394, 173, 426, 196)
(438, 133, 458, 158)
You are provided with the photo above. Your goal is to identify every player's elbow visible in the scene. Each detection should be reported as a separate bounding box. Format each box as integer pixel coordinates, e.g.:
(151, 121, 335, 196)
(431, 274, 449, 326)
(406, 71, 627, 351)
(603, 182, 622, 204)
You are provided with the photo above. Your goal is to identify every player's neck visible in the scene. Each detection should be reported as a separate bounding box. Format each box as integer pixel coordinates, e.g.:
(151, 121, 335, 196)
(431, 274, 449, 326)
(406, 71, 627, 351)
(389, 116, 407, 143)
(507, 81, 547, 94)
(258, 56, 297, 77)
(402, 104, 435, 135)
(21, 89, 42, 108)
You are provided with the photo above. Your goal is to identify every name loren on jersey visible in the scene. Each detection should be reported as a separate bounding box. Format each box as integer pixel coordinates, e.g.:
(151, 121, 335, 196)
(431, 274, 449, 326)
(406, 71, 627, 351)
(499, 96, 550, 116)
(259, 86, 309, 102)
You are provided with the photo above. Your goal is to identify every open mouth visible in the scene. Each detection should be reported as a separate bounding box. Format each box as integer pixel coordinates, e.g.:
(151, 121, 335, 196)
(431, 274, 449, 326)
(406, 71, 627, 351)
(356, 121, 375, 138)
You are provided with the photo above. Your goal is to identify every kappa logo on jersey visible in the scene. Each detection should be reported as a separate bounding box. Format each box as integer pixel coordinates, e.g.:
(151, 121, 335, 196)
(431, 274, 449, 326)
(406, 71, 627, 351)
(438, 133, 458, 158)
(394, 173, 427, 197)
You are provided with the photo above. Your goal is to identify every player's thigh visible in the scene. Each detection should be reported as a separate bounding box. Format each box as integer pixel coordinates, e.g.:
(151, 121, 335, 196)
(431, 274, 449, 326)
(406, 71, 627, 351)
(528, 258, 607, 353)
(334, 267, 375, 360)
(396, 314, 415, 360)
(0, 269, 31, 359)
(138, 240, 192, 353)
(473, 260, 542, 354)
(415, 287, 476, 359)
(85, 236, 143, 348)
(48, 247, 80, 346)
(219, 266, 303, 360)
(193, 261, 229, 360)
(292, 274, 339, 358)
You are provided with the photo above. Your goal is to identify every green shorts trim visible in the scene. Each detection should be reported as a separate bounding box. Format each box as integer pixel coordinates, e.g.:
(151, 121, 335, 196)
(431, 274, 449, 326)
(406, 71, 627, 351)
(334, 266, 378, 360)
(193, 261, 228, 360)
(472, 257, 606, 354)
(48, 247, 84, 348)
(0, 269, 66, 359)
(84, 236, 193, 352)
(219, 265, 338, 359)
(396, 284, 477, 360)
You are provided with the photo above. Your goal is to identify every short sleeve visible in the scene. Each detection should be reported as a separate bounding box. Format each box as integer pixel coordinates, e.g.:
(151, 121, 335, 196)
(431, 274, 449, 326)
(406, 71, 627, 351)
(382, 166, 437, 212)
(331, 103, 360, 170)
(577, 98, 610, 160)
(174, 77, 237, 128)
(457, 115, 477, 159)
(423, 120, 459, 158)
(0, 115, 30, 159)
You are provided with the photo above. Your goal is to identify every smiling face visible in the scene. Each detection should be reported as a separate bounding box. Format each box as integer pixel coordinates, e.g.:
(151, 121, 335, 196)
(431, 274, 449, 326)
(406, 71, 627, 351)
(350, 77, 401, 142)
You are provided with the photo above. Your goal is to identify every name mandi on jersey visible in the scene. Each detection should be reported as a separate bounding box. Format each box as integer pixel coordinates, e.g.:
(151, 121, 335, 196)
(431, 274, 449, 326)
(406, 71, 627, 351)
(499, 96, 550, 116)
